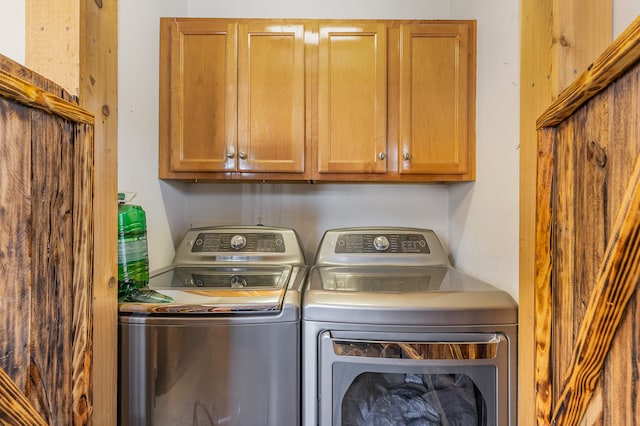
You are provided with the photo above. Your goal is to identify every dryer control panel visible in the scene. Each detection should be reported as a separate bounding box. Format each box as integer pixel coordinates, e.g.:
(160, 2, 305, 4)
(314, 227, 450, 267)
(334, 233, 430, 254)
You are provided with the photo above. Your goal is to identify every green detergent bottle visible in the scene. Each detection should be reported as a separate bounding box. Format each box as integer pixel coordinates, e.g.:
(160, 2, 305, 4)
(117, 193, 150, 301)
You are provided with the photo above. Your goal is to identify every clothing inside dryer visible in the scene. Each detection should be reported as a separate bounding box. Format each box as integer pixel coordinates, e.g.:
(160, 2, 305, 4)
(341, 372, 487, 426)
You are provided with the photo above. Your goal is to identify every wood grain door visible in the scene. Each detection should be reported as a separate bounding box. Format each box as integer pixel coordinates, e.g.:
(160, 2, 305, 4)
(317, 22, 387, 174)
(167, 19, 237, 172)
(0, 55, 94, 425)
(237, 23, 306, 173)
(398, 22, 475, 177)
(535, 19, 640, 425)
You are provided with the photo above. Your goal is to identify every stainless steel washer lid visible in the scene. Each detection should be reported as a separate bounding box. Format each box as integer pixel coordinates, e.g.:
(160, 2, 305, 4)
(120, 265, 297, 314)
(119, 225, 307, 319)
(303, 227, 517, 326)
(302, 265, 517, 326)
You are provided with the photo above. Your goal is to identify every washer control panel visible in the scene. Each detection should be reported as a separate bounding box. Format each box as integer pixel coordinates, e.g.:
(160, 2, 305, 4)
(173, 226, 306, 265)
(191, 232, 286, 253)
(334, 233, 430, 254)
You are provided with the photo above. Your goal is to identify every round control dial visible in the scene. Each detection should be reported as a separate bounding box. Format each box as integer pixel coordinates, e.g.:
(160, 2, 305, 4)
(373, 235, 390, 251)
(230, 234, 247, 250)
(230, 275, 247, 288)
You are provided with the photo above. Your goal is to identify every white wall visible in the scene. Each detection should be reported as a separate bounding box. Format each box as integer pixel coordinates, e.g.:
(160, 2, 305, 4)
(0, 0, 25, 64)
(614, 0, 640, 36)
(118, 1, 190, 269)
(185, 183, 451, 263)
(117, 0, 522, 299)
(187, 0, 450, 19)
(448, 0, 520, 298)
(118, 0, 455, 270)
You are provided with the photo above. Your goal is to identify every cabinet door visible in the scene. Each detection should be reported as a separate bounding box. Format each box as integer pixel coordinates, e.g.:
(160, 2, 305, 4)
(398, 23, 475, 176)
(317, 23, 387, 174)
(237, 23, 306, 173)
(168, 20, 237, 172)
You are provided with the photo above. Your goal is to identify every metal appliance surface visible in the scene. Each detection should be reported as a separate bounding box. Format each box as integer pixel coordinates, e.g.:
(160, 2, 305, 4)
(119, 225, 307, 426)
(302, 227, 518, 426)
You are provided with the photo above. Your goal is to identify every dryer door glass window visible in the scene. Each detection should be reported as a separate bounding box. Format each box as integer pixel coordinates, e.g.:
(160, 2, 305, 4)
(340, 371, 488, 425)
(318, 332, 510, 426)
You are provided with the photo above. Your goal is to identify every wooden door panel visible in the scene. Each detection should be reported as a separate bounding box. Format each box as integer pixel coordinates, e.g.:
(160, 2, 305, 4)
(238, 23, 306, 173)
(0, 98, 32, 392)
(535, 19, 640, 426)
(169, 20, 237, 172)
(551, 99, 612, 405)
(551, 148, 640, 425)
(0, 367, 47, 425)
(317, 23, 387, 174)
(0, 55, 95, 425)
(30, 116, 77, 422)
(399, 23, 472, 175)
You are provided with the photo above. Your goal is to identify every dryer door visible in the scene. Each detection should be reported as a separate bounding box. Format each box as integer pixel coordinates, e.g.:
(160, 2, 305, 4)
(318, 330, 511, 426)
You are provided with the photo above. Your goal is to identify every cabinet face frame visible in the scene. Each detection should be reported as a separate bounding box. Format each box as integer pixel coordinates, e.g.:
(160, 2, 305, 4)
(398, 22, 475, 177)
(167, 20, 237, 173)
(316, 22, 388, 174)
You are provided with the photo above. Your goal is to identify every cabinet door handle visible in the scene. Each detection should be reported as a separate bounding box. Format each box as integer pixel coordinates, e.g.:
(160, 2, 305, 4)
(403, 152, 411, 161)
(226, 152, 235, 159)
(239, 151, 247, 160)
(378, 152, 386, 160)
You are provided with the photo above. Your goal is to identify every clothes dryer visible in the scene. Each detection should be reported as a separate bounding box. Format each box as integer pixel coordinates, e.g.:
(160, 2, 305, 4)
(302, 227, 517, 426)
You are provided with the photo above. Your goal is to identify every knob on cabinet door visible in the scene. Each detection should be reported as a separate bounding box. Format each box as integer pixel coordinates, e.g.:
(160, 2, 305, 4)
(403, 152, 411, 161)
(378, 152, 386, 160)
(226, 151, 235, 159)
(239, 151, 247, 160)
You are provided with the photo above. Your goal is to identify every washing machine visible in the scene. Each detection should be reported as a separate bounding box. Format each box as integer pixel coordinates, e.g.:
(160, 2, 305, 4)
(119, 225, 307, 426)
(302, 227, 517, 426)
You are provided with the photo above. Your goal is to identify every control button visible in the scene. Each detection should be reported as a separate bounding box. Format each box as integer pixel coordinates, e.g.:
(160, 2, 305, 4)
(230, 275, 247, 288)
(230, 234, 247, 250)
(373, 236, 390, 251)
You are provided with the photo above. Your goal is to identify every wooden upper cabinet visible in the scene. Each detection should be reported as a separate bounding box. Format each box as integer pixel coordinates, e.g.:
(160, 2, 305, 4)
(317, 23, 388, 174)
(167, 19, 237, 173)
(160, 18, 307, 178)
(397, 22, 475, 178)
(237, 23, 306, 173)
(159, 18, 475, 182)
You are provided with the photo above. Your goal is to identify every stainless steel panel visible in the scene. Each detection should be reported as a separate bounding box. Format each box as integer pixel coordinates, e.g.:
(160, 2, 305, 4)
(118, 225, 306, 425)
(302, 266, 517, 325)
(301, 321, 517, 426)
(120, 264, 307, 319)
(119, 319, 300, 426)
(302, 227, 518, 425)
(319, 331, 510, 425)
